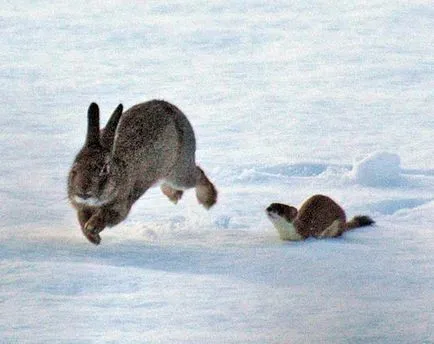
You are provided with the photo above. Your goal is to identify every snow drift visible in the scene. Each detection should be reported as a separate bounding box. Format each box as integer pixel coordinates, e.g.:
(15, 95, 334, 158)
(349, 151, 402, 187)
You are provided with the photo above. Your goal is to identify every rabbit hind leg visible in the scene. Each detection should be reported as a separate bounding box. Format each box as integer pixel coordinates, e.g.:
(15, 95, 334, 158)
(164, 166, 217, 209)
(195, 167, 217, 209)
(161, 183, 184, 204)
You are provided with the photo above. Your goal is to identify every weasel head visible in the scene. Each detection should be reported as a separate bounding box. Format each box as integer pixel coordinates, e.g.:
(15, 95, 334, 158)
(266, 203, 303, 241)
(266, 203, 298, 222)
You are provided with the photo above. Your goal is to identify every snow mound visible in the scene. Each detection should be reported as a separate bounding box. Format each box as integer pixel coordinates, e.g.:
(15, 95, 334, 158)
(349, 152, 402, 187)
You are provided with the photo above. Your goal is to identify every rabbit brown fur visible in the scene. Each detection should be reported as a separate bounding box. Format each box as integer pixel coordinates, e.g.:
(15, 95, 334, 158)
(68, 100, 217, 245)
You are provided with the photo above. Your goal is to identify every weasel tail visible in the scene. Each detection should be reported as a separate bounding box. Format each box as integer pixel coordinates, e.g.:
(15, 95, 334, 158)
(344, 215, 375, 231)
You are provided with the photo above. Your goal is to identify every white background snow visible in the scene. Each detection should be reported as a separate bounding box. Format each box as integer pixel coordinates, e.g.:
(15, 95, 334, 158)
(1, 1, 433, 343)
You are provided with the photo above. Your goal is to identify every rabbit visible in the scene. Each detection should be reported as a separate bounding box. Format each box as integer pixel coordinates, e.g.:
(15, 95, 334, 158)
(266, 194, 374, 241)
(67, 100, 217, 245)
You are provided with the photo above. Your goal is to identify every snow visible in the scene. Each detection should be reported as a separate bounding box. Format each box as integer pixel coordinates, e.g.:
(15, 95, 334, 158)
(1, 1, 433, 343)
(348, 151, 402, 187)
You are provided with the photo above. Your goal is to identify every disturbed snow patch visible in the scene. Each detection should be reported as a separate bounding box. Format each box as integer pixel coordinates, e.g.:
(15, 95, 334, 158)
(348, 152, 402, 187)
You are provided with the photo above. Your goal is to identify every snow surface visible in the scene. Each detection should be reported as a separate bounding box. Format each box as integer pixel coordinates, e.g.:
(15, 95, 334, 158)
(349, 151, 402, 187)
(1, 1, 433, 343)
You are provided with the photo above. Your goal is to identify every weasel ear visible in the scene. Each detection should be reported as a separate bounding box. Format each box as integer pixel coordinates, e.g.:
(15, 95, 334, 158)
(100, 103, 123, 148)
(86, 102, 101, 147)
(287, 206, 298, 220)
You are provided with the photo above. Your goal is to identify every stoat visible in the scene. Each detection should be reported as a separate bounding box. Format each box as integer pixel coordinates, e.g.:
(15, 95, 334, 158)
(266, 194, 374, 241)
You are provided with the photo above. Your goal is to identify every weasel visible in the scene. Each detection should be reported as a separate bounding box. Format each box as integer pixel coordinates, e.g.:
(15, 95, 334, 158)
(266, 194, 374, 241)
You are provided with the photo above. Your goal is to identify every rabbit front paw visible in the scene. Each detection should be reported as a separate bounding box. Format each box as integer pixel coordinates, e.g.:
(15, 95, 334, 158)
(82, 215, 105, 245)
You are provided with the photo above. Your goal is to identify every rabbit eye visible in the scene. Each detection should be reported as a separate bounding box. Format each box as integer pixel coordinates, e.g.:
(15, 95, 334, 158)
(70, 166, 78, 179)
(100, 163, 110, 177)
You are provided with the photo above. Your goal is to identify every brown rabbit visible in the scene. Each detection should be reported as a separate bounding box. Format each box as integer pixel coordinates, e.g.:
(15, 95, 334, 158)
(266, 194, 374, 241)
(68, 100, 217, 245)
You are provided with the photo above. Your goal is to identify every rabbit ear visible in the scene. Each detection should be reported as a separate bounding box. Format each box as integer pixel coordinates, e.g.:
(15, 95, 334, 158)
(86, 102, 101, 147)
(100, 104, 123, 148)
